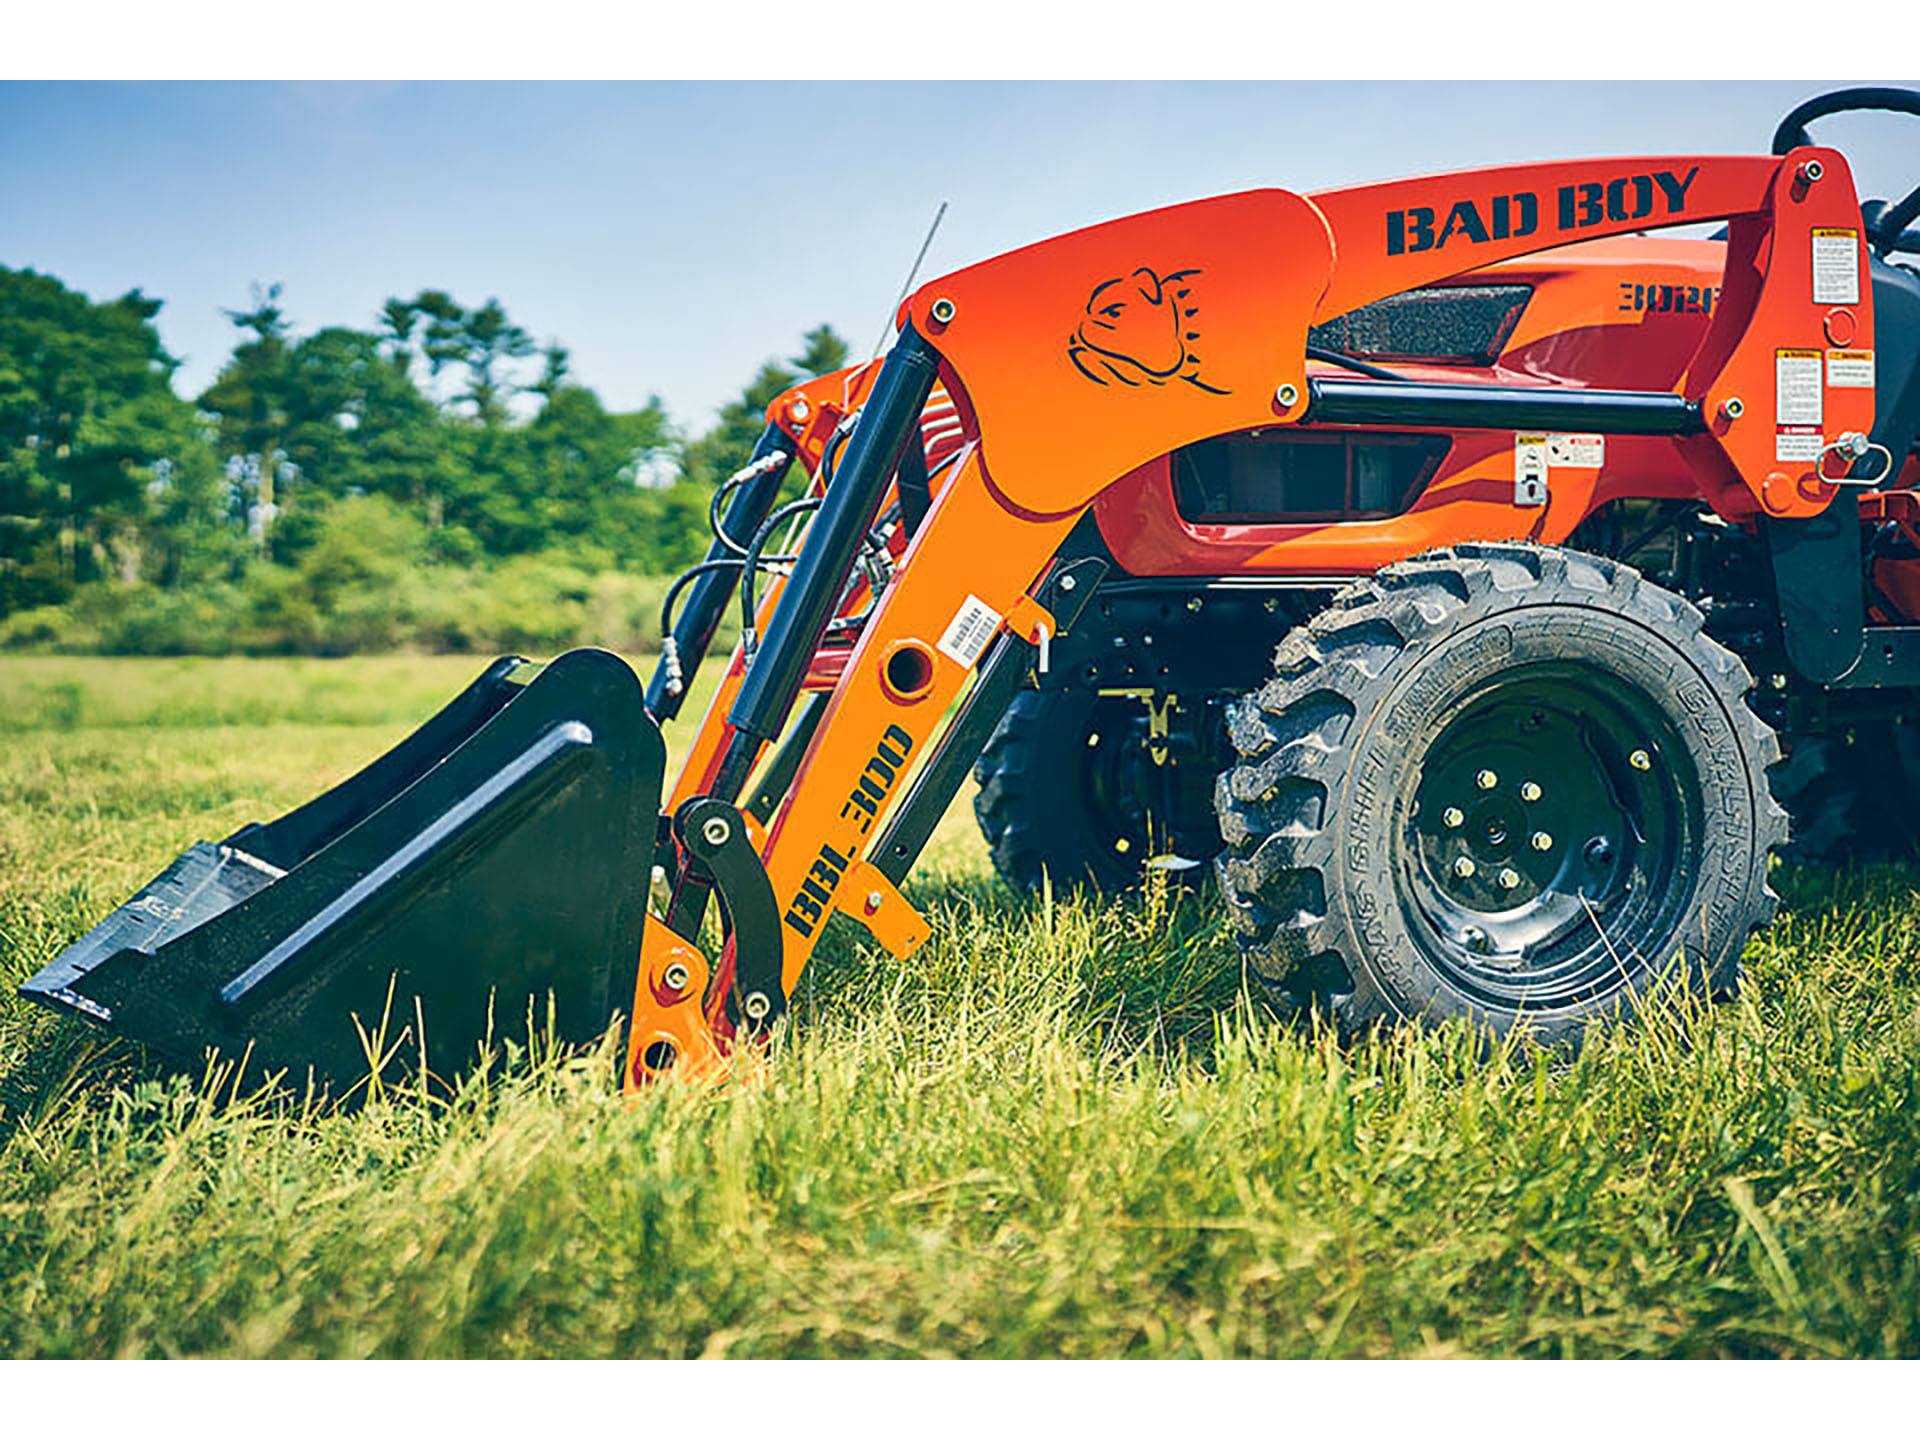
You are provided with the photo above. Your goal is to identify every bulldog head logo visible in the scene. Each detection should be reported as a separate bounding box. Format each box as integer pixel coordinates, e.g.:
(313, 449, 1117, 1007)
(1067, 266, 1228, 394)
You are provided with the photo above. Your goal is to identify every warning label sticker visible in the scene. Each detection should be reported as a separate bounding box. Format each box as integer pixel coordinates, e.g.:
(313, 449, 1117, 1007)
(1776, 349, 1824, 426)
(1776, 427, 1823, 463)
(936, 594, 1002, 668)
(1513, 434, 1548, 506)
(1545, 433, 1605, 468)
(1827, 349, 1875, 388)
(1812, 228, 1860, 305)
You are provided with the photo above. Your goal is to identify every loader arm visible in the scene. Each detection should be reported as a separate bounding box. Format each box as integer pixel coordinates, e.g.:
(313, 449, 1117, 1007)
(626, 148, 1880, 1086)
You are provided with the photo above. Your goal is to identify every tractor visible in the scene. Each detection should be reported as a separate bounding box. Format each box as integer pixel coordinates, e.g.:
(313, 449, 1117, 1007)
(24, 86, 1920, 1085)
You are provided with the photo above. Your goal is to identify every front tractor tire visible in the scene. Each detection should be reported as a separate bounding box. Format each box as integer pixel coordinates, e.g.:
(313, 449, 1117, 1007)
(1215, 544, 1787, 1046)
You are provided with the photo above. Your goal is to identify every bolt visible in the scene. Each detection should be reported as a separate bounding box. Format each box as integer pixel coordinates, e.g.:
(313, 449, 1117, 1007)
(1519, 781, 1542, 802)
(662, 961, 690, 993)
(1629, 749, 1652, 771)
(1797, 158, 1824, 185)
(1059, 573, 1077, 592)
(864, 890, 883, 914)
(790, 397, 811, 421)
(1442, 806, 1465, 828)
(742, 991, 772, 1022)
(1498, 867, 1521, 890)
(1264, 597, 1279, 613)
(1187, 595, 1204, 612)
(701, 814, 732, 848)
(1275, 382, 1300, 408)
(1476, 768, 1499, 790)
(929, 297, 957, 324)
(1771, 673, 1788, 690)
(1720, 396, 1746, 422)
(1531, 830, 1554, 852)
(1453, 856, 1477, 879)
(1463, 926, 1490, 953)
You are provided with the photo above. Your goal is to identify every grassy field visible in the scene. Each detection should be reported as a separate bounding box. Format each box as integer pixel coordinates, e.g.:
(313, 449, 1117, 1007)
(2, 655, 1919, 1358)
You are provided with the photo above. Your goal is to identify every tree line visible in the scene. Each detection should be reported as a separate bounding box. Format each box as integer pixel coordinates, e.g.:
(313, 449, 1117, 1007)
(0, 265, 847, 654)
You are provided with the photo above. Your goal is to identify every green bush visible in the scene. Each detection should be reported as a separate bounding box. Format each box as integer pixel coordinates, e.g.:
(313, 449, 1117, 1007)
(0, 603, 102, 652)
(0, 502, 720, 659)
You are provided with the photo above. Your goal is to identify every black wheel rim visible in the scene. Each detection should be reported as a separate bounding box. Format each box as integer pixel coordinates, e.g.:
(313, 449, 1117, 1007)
(1394, 664, 1704, 1008)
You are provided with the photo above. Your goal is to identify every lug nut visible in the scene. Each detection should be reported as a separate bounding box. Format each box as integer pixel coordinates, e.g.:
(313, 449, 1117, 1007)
(1531, 830, 1554, 852)
(1442, 806, 1465, 828)
(1498, 867, 1521, 890)
(1463, 926, 1490, 953)
(1519, 781, 1542, 802)
(1629, 749, 1652, 771)
(1476, 768, 1499, 790)
(1453, 856, 1476, 879)
(662, 962, 690, 993)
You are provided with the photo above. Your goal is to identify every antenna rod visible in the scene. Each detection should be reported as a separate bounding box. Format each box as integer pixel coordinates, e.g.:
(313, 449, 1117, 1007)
(870, 200, 948, 360)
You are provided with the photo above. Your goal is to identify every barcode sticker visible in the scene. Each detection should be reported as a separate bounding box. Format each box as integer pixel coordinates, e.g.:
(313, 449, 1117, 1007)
(937, 594, 1003, 668)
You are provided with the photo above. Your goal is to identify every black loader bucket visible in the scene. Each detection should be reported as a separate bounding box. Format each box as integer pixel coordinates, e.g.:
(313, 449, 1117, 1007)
(19, 648, 664, 1093)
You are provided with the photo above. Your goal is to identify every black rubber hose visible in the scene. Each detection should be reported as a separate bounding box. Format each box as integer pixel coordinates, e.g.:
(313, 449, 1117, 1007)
(660, 558, 745, 646)
(738, 496, 826, 648)
(706, 471, 756, 557)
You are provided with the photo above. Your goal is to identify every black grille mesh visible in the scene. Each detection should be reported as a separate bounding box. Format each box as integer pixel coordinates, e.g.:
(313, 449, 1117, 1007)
(1309, 284, 1532, 366)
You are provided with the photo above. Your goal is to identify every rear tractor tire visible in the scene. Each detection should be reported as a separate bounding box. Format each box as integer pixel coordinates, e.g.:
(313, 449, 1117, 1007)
(1215, 543, 1787, 1045)
(1769, 720, 1920, 865)
(974, 687, 1222, 895)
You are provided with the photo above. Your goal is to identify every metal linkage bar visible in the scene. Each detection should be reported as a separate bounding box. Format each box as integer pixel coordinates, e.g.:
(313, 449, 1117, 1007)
(1306, 377, 1705, 436)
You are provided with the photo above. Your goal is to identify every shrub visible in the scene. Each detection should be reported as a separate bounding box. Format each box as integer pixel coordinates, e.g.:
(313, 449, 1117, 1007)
(0, 494, 721, 659)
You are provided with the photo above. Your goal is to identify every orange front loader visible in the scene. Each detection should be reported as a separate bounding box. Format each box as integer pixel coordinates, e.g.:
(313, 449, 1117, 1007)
(25, 88, 1920, 1087)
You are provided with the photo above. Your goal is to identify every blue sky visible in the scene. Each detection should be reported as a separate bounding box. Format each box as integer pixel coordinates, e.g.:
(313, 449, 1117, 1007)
(2, 81, 1915, 430)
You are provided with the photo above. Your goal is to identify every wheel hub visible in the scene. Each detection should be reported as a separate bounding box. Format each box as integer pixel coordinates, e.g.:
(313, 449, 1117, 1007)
(1399, 672, 1696, 1005)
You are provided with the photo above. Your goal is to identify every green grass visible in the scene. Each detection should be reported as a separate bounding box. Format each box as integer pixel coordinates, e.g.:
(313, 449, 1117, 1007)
(2, 656, 1919, 1357)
